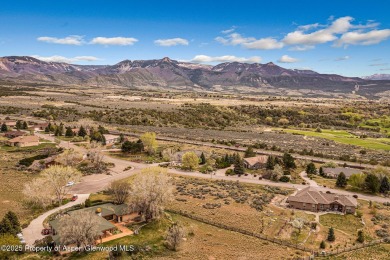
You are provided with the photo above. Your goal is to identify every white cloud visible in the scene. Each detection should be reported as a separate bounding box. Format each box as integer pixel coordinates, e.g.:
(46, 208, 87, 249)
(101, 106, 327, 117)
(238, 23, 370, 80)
(335, 29, 390, 46)
(90, 37, 138, 46)
(215, 33, 283, 50)
(278, 55, 299, 63)
(190, 55, 261, 63)
(282, 16, 354, 45)
(154, 38, 189, 46)
(289, 45, 315, 51)
(221, 27, 237, 34)
(32, 55, 100, 63)
(369, 63, 388, 67)
(334, 55, 350, 61)
(37, 35, 84, 45)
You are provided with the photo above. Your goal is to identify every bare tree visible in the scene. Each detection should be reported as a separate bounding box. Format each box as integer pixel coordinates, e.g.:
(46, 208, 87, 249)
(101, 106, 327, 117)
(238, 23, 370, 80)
(41, 165, 82, 206)
(56, 149, 83, 167)
(58, 211, 102, 248)
(23, 178, 54, 208)
(165, 223, 186, 251)
(129, 167, 173, 222)
(107, 180, 131, 204)
(291, 217, 305, 234)
(87, 141, 106, 172)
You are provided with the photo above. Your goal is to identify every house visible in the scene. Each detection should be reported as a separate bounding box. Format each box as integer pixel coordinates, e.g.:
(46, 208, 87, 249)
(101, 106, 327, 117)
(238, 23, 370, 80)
(286, 186, 357, 214)
(322, 167, 362, 179)
(1, 120, 17, 127)
(49, 203, 138, 246)
(28, 156, 58, 171)
(7, 135, 39, 147)
(103, 134, 121, 144)
(3, 130, 26, 138)
(29, 122, 49, 131)
(243, 155, 268, 169)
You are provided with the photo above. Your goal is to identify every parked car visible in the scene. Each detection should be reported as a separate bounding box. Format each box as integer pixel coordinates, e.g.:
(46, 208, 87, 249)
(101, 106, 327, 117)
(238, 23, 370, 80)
(41, 229, 51, 235)
(71, 195, 78, 201)
(66, 181, 75, 187)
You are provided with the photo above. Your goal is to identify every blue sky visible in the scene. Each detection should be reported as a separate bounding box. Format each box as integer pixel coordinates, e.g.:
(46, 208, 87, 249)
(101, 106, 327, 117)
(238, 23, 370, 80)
(1, 0, 389, 76)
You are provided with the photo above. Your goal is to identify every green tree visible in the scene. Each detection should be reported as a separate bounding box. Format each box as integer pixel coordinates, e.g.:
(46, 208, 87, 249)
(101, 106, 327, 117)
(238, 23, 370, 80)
(4, 212, 21, 235)
(22, 121, 28, 129)
(282, 153, 296, 169)
(336, 172, 347, 188)
(306, 162, 317, 175)
(121, 140, 143, 153)
(320, 240, 326, 249)
(15, 120, 22, 130)
(119, 133, 125, 143)
(365, 173, 380, 193)
(200, 152, 206, 165)
(0, 218, 14, 235)
(233, 154, 245, 175)
(244, 146, 256, 158)
(140, 132, 158, 155)
(78, 125, 87, 137)
(379, 176, 390, 194)
(1, 123, 8, 132)
(327, 227, 335, 242)
(0, 234, 20, 259)
(65, 126, 74, 137)
(319, 167, 325, 177)
(357, 230, 364, 243)
(182, 152, 199, 170)
(348, 173, 366, 189)
(266, 156, 275, 170)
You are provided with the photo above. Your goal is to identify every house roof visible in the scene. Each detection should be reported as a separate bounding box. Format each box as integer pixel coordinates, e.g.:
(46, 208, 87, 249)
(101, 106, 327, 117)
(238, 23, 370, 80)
(8, 135, 39, 143)
(103, 134, 119, 140)
(323, 167, 361, 177)
(243, 155, 268, 166)
(68, 203, 131, 217)
(4, 130, 26, 136)
(288, 186, 357, 207)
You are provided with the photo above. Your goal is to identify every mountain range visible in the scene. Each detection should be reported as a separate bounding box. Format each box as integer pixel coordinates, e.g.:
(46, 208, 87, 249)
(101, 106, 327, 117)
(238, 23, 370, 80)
(1, 56, 389, 98)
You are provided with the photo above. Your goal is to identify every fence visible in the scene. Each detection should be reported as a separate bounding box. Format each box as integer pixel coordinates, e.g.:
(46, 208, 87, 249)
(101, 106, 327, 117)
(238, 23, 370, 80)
(167, 209, 389, 258)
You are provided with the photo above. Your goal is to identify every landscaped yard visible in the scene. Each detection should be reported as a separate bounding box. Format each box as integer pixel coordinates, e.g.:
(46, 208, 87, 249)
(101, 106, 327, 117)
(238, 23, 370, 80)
(320, 214, 363, 235)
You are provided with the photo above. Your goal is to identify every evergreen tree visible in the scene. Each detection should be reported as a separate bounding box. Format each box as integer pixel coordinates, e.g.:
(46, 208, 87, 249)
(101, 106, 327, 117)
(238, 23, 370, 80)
(78, 125, 87, 137)
(357, 230, 364, 243)
(380, 176, 390, 193)
(244, 146, 256, 158)
(233, 154, 245, 175)
(4, 211, 21, 234)
(44, 126, 50, 133)
(266, 156, 275, 170)
(319, 167, 325, 177)
(365, 173, 380, 193)
(119, 133, 125, 143)
(306, 162, 317, 175)
(58, 123, 64, 136)
(22, 121, 28, 129)
(65, 126, 74, 137)
(200, 152, 206, 165)
(320, 240, 326, 249)
(282, 153, 296, 169)
(15, 120, 22, 130)
(336, 172, 347, 187)
(0, 218, 14, 235)
(1, 123, 8, 132)
(327, 227, 335, 242)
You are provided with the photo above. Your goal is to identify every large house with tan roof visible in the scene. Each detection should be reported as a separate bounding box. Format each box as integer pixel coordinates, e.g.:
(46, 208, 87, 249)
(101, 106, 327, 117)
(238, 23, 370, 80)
(7, 135, 39, 147)
(243, 155, 268, 169)
(286, 186, 357, 214)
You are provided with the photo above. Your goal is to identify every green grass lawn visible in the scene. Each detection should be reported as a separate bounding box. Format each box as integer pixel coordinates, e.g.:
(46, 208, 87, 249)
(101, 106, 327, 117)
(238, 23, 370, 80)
(278, 128, 390, 151)
(0, 142, 56, 152)
(319, 214, 363, 235)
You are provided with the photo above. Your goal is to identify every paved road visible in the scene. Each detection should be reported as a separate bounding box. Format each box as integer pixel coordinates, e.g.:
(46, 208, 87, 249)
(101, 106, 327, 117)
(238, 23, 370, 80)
(22, 194, 89, 246)
(299, 171, 319, 187)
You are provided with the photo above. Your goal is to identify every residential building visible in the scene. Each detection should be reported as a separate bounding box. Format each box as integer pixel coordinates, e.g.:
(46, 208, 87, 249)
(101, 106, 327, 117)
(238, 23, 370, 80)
(243, 155, 268, 169)
(7, 135, 39, 147)
(49, 203, 138, 246)
(1, 120, 17, 127)
(3, 130, 26, 138)
(322, 167, 362, 179)
(286, 186, 357, 214)
(29, 122, 49, 131)
(103, 134, 121, 144)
